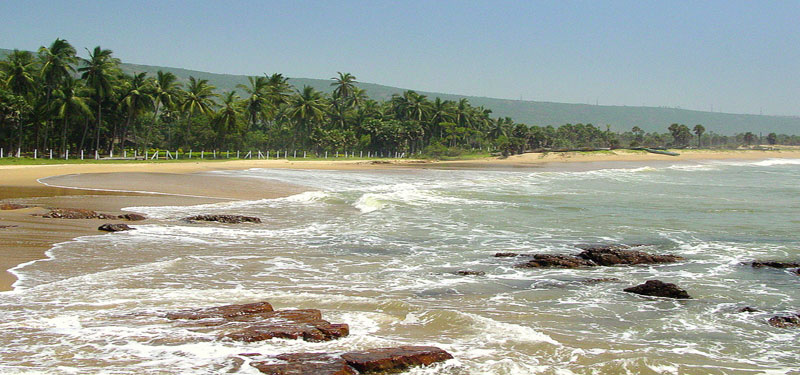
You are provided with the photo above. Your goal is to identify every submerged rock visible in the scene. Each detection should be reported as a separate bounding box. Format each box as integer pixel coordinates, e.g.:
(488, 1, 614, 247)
(582, 277, 621, 284)
(98, 223, 134, 232)
(515, 254, 596, 268)
(340, 346, 453, 373)
(0, 225, 18, 229)
(166, 301, 274, 320)
(183, 214, 262, 224)
(750, 261, 800, 269)
(118, 213, 146, 221)
(41, 208, 116, 219)
(224, 309, 349, 342)
(737, 306, 759, 313)
(494, 252, 519, 257)
(767, 313, 800, 328)
(0, 203, 29, 210)
(455, 270, 485, 276)
(578, 247, 684, 266)
(251, 353, 357, 375)
(623, 280, 691, 299)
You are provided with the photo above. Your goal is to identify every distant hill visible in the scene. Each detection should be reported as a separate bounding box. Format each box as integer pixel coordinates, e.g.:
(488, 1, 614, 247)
(3, 48, 799, 135)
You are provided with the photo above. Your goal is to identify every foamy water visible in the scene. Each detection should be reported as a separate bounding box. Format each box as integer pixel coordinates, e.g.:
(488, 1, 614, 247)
(2, 159, 799, 374)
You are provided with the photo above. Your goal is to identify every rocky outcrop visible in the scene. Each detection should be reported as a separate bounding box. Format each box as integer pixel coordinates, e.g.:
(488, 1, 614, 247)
(118, 213, 146, 221)
(455, 270, 485, 276)
(578, 247, 684, 266)
(41, 208, 116, 219)
(183, 214, 262, 224)
(340, 346, 454, 373)
(165, 301, 274, 320)
(515, 254, 596, 268)
(0, 203, 29, 210)
(225, 309, 349, 342)
(248, 346, 453, 375)
(251, 353, 358, 375)
(767, 313, 800, 328)
(750, 261, 800, 269)
(98, 223, 134, 232)
(623, 280, 691, 299)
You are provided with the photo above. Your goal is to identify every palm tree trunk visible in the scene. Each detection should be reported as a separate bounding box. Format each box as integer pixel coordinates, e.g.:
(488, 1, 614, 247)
(95, 101, 102, 152)
(80, 117, 89, 151)
(61, 113, 69, 154)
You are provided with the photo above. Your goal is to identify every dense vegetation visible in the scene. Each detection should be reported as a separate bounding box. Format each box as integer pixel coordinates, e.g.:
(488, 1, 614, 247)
(2, 40, 798, 159)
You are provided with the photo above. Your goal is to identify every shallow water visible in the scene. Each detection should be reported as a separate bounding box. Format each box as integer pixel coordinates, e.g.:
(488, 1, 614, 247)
(2, 159, 799, 374)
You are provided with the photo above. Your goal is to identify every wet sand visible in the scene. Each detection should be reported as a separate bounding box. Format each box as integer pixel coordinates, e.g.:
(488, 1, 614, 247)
(2, 148, 799, 291)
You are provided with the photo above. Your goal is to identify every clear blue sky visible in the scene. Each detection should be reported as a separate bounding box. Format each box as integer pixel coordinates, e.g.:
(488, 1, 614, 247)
(1, 0, 798, 116)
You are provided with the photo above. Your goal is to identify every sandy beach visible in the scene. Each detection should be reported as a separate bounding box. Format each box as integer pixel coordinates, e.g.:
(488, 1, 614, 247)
(2, 148, 799, 291)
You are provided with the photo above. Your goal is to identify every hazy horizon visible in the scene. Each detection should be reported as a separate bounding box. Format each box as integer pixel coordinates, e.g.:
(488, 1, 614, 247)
(1, 0, 798, 117)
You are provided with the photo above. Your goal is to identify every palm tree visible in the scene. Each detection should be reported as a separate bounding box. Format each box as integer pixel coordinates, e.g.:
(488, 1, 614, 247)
(38, 39, 77, 149)
(0, 50, 37, 97)
(119, 72, 152, 150)
(693, 124, 705, 147)
(179, 76, 217, 147)
(288, 86, 327, 146)
(149, 71, 182, 146)
(215, 91, 242, 147)
(331, 72, 357, 100)
(53, 77, 92, 153)
(78, 46, 120, 151)
(428, 97, 453, 139)
(237, 75, 269, 131)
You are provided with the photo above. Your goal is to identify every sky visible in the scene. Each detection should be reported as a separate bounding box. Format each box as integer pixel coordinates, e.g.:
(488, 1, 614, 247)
(1, 0, 798, 116)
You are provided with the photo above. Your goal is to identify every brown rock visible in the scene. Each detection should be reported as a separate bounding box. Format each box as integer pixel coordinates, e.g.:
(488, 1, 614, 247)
(0, 225, 18, 229)
(582, 277, 621, 284)
(494, 252, 519, 257)
(455, 270, 485, 276)
(767, 313, 800, 328)
(737, 306, 758, 313)
(183, 214, 261, 224)
(165, 301, 274, 320)
(118, 213, 146, 221)
(515, 254, 596, 268)
(251, 353, 357, 375)
(624, 280, 691, 299)
(578, 248, 684, 266)
(224, 309, 349, 342)
(750, 261, 800, 269)
(0, 203, 29, 210)
(341, 346, 453, 373)
(41, 208, 117, 219)
(98, 223, 134, 232)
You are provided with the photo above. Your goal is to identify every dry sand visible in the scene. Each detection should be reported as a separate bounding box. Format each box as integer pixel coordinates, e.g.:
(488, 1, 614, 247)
(2, 149, 799, 291)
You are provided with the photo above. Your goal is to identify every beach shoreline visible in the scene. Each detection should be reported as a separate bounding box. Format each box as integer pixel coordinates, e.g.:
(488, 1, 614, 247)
(2, 148, 799, 291)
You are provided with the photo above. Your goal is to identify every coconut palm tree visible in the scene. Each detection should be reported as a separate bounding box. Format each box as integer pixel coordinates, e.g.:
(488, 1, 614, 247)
(215, 91, 242, 147)
(179, 76, 217, 147)
(237, 75, 269, 131)
(149, 71, 182, 145)
(331, 72, 357, 100)
(0, 50, 37, 97)
(53, 77, 92, 153)
(78, 46, 120, 151)
(38, 38, 77, 149)
(119, 72, 152, 150)
(288, 86, 327, 146)
(693, 124, 705, 147)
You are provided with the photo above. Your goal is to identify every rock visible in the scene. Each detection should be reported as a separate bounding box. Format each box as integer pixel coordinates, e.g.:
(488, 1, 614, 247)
(183, 214, 261, 224)
(794, 269, 800, 276)
(455, 270, 485, 276)
(767, 313, 800, 328)
(515, 254, 596, 268)
(165, 301, 274, 320)
(98, 223, 134, 232)
(575, 244, 633, 251)
(578, 248, 684, 266)
(737, 306, 759, 313)
(0, 203, 29, 210)
(624, 280, 691, 299)
(750, 261, 800, 269)
(582, 277, 620, 284)
(41, 208, 116, 219)
(340, 346, 453, 373)
(224, 309, 349, 342)
(0, 225, 18, 229)
(118, 213, 146, 221)
(494, 252, 519, 257)
(251, 353, 357, 375)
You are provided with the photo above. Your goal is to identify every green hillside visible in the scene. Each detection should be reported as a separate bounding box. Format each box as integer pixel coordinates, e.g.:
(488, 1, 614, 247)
(4, 48, 798, 135)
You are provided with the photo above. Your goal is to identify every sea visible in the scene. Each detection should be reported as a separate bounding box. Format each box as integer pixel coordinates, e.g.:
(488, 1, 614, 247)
(1, 159, 799, 374)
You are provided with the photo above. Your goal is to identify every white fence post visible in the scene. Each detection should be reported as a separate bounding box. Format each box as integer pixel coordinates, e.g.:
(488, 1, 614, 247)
(95, 150, 99, 160)
(201, 150, 204, 159)
(81, 150, 84, 160)
(325, 151, 328, 159)
(303, 151, 306, 158)
(34, 149, 37, 159)
(213, 150, 216, 159)
(65, 149, 69, 160)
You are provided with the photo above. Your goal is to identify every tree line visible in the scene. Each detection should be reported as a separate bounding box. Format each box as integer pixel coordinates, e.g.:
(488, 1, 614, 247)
(2, 39, 798, 158)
